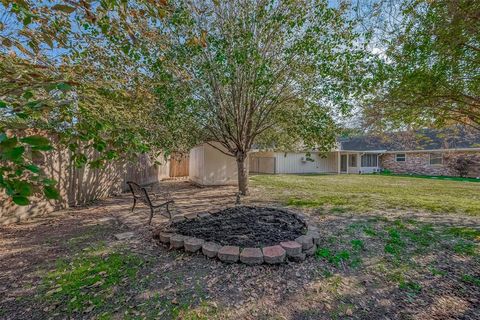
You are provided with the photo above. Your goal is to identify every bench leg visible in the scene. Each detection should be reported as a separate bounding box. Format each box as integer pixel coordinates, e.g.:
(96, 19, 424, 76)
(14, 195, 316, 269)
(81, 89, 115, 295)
(148, 207, 154, 225)
(166, 202, 172, 219)
(131, 198, 137, 212)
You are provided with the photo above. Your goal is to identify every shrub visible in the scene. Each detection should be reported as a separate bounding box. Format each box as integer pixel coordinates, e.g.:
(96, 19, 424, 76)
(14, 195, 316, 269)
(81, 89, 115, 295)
(449, 155, 475, 177)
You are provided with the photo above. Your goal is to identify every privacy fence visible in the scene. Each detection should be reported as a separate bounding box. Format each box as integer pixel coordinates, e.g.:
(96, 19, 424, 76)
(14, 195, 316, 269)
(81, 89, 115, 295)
(0, 148, 174, 224)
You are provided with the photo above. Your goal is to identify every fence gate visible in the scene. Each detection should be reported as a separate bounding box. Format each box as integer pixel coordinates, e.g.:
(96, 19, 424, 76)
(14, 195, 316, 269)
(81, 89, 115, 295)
(169, 153, 189, 177)
(249, 156, 276, 174)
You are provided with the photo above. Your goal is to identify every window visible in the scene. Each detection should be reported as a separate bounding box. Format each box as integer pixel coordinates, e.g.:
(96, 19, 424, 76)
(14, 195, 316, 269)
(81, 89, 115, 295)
(396, 153, 406, 162)
(429, 153, 443, 165)
(349, 154, 357, 167)
(361, 154, 378, 167)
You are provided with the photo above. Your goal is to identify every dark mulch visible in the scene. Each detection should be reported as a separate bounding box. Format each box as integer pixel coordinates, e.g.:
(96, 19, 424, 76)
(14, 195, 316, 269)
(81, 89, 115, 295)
(169, 206, 307, 247)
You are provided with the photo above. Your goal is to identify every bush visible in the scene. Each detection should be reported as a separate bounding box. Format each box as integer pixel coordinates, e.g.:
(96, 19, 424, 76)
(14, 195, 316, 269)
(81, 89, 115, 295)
(450, 156, 475, 177)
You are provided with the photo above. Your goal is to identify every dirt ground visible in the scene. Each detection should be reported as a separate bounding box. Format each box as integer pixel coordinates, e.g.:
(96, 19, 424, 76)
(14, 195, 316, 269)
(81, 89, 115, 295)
(1, 180, 479, 319)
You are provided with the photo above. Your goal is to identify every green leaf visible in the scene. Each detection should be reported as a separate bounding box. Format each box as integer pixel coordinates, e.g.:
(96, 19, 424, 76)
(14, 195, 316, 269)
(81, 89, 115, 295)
(44, 186, 60, 200)
(15, 181, 32, 196)
(25, 164, 40, 173)
(51, 4, 76, 13)
(32, 145, 54, 151)
(20, 135, 50, 146)
(89, 159, 104, 168)
(2, 146, 25, 161)
(93, 140, 106, 152)
(25, 100, 43, 109)
(0, 100, 6, 108)
(57, 82, 72, 92)
(13, 196, 30, 206)
(23, 91, 33, 99)
(1, 137, 17, 148)
(23, 15, 32, 26)
(43, 178, 57, 186)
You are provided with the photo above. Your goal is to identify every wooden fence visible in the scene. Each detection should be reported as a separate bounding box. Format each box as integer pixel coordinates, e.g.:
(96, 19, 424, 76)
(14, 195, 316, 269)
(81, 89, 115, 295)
(0, 149, 171, 224)
(169, 152, 189, 177)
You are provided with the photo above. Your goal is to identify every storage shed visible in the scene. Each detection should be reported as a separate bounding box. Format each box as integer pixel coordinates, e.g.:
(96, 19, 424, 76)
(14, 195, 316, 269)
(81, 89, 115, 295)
(189, 143, 239, 185)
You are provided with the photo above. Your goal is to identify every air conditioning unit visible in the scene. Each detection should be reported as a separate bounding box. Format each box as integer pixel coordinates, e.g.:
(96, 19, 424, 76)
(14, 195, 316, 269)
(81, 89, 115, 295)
(300, 157, 307, 163)
(359, 168, 381, 174)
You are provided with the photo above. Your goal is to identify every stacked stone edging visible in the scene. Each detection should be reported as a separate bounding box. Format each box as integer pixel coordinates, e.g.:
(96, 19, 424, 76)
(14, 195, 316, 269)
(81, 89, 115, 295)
(153, 207, 318, 265)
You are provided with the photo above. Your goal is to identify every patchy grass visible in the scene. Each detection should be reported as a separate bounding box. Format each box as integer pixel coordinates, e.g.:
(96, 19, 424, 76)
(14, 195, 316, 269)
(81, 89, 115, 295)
(453, 241, 477, 256)
(36, 240, 216, 319)
(40, 244, 145, 315)
(461, 274, 480, 287)
(447, 227, 480, 240)
(3, 180, 480, 320)
(251, 174, 480, 215)
(311, 216, 479, 306)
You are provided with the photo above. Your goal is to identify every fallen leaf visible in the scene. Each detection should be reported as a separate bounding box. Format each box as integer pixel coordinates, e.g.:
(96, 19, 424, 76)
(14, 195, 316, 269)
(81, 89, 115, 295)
(90, 280, 104, 288)
(345, 308, 353, 316)
(46, 287, 62, 296)
(84, 305, 94, 313)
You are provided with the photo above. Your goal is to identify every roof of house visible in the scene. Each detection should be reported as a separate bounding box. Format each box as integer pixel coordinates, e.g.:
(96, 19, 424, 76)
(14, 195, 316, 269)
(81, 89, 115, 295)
(340, 126, 480, 152)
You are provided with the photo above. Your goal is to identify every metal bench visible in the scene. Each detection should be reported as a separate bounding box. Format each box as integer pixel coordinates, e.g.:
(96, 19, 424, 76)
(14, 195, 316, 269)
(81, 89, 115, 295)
(126, 181, 174, 224)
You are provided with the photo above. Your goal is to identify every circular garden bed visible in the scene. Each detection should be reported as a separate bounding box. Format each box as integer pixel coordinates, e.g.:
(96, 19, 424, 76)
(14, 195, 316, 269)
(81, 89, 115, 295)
(153, 206, 321, 265)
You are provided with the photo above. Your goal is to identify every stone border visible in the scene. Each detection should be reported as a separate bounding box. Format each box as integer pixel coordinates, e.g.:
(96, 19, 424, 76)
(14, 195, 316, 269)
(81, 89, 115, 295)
(153, 206, 320, 265)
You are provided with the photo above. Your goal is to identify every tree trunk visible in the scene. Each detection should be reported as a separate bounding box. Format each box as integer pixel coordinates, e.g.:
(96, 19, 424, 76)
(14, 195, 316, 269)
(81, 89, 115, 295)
(236, 153, 249, 195)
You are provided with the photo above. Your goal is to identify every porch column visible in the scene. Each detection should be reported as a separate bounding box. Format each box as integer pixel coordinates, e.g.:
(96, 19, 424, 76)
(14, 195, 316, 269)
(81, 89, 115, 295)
(346, 153, 349, 173)
(337, 151, 341, 174)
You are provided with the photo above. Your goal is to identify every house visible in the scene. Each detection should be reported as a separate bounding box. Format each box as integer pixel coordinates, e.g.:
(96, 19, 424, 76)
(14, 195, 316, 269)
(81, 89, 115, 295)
(248, 127, 480, 178)
(188, 127, 480, 186)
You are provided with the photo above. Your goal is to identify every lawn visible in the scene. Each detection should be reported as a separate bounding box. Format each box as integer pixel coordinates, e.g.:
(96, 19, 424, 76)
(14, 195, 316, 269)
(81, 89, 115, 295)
(1, 180, 479, 319)
(251, 174, 480, 215)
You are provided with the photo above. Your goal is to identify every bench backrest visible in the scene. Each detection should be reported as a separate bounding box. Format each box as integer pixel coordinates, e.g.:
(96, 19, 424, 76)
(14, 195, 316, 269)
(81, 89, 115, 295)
(126, 181, 153, 206)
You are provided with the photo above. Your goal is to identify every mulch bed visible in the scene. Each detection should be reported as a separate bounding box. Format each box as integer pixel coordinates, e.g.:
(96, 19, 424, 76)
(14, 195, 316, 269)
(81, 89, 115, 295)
(169, 206, 307, 247)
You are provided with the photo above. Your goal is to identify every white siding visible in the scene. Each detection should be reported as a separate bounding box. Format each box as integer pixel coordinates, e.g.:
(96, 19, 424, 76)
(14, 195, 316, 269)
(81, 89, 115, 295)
(189, 143, 238, 185)
(189, 145, 205, 184)
(274, 152, 338, 174)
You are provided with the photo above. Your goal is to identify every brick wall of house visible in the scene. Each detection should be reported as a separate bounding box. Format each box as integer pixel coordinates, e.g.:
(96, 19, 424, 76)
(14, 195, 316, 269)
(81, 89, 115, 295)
(380, 151, 480, 178)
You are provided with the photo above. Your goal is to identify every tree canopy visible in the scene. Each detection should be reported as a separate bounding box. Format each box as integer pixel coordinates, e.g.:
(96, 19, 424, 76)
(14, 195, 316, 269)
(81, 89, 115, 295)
(0, 0, 197, 205)
(362, 0, 480, 131)
(152, 0, 372, 194)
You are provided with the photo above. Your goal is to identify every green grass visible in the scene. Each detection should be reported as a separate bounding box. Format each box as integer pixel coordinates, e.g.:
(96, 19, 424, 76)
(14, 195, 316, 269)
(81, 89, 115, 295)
(311, 215, 479, 302)
(461, 274, 480, 287)
(447, 227, 480, 240)
(453, 241, 477, 256)
(378, 172, 480, 183)
(40, 245, 145, 314)
(251, 174, 480, 215)
(399, 280, 422, 295)
(38, 243, 219, 319)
